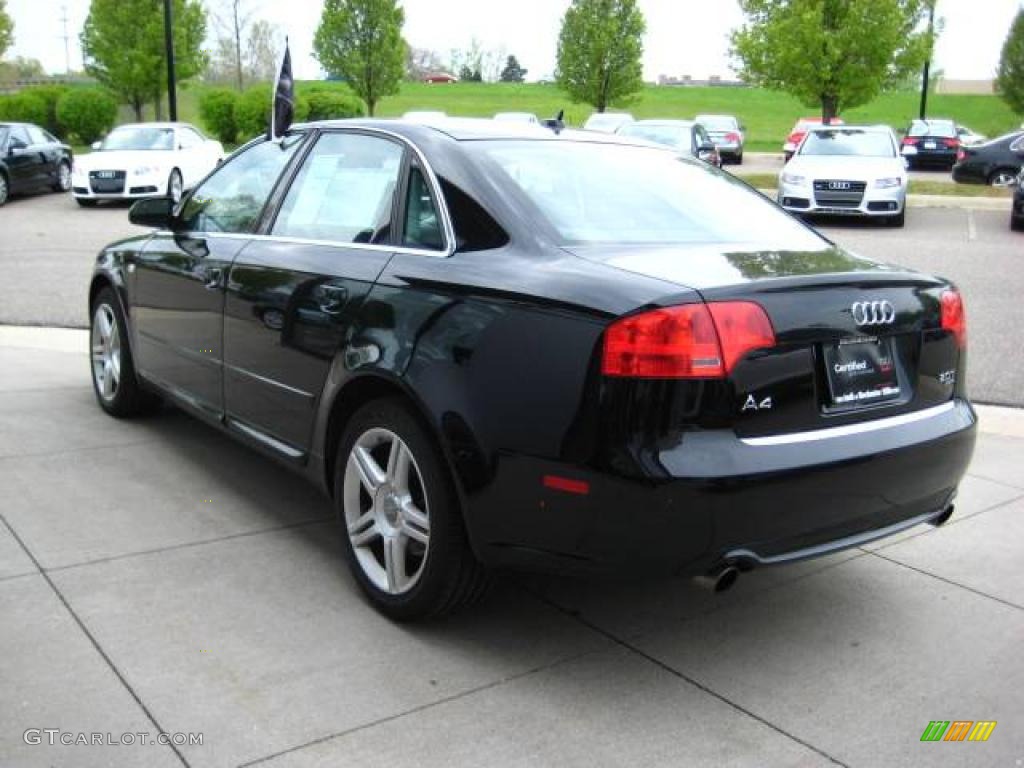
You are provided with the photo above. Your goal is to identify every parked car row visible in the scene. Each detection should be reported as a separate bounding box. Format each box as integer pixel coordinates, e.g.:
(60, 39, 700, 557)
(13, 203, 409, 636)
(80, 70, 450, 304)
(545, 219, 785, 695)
(581, 111, 745, 165)
(0, 120, 224, 208)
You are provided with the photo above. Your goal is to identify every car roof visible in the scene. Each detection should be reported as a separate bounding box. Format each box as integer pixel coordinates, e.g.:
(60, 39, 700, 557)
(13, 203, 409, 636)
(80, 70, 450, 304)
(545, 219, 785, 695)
(626, 119, 695, 128)
(302, 117, 662, 146)
(805, 124, 891, 133)
(111, 122, 194, 130)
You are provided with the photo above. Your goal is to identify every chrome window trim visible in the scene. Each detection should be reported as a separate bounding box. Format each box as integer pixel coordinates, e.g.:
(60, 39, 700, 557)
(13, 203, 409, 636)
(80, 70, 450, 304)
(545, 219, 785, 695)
(161, 125, 457, 260)
(740, 401, 957, 446)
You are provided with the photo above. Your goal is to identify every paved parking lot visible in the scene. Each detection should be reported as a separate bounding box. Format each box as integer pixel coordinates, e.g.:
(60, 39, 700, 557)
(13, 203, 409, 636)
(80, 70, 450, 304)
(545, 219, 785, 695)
(1, 190, 1021, 405)
(1, 326, 1023, 767)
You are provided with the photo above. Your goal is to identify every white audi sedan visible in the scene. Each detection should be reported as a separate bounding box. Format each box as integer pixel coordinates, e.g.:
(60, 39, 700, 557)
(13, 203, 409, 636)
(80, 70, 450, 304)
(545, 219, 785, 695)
(777, 125, 908, 227)
(72, 122, 224, 207)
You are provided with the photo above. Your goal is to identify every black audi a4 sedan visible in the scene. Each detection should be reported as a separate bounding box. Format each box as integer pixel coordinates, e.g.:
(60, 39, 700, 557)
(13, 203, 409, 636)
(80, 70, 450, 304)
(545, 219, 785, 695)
(951, 130, 1024, 186)
(89, 119, 976, 619)
(0, 122, 73, 205)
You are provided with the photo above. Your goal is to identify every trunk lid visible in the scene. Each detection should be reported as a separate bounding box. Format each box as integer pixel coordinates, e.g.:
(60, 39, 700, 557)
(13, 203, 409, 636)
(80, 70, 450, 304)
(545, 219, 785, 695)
(572, 243, 962, 437)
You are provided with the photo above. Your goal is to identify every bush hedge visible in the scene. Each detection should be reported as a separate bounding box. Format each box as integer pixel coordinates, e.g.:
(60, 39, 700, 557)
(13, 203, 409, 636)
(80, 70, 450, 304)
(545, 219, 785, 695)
(0, 90, 48, 128)
(234, 84, 310, 141)
(198, 87, 238, 144)
(56, 88, 118, 145)
(304, 89, 364, 121)
(25, 84, 70, 136)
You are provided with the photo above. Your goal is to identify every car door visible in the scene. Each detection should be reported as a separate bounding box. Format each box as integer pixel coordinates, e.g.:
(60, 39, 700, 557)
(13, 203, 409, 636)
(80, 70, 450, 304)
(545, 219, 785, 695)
(5, 125, 39, 191)
(222, 129, 409, 455)
(24, 124, 58, 187)
(129, 135, 305, 421)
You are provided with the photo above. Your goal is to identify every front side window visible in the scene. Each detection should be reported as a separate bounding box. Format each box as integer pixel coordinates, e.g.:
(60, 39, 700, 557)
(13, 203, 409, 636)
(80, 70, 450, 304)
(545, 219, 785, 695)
(402, 166, 444, 250)
(179, 135, 303, 233)
(474, 140, 826, 248)
(272, 132, 404, 244)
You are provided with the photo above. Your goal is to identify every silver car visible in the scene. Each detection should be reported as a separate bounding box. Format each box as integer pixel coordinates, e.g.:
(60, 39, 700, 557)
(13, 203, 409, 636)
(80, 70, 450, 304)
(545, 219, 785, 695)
(777, 125, 908, 227)
(696, 114, 745, 164)
(582, 112, 634, 133)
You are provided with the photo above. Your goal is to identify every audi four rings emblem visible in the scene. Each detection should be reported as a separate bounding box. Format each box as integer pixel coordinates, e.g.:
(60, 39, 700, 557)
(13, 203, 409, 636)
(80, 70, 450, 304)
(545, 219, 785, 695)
(828, 181, 852, 190)
(851, 300, 896, 326)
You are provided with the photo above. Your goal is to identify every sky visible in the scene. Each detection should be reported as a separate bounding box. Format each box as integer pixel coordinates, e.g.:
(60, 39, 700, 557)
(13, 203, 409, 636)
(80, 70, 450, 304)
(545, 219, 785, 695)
(5, 0, 1023, 83)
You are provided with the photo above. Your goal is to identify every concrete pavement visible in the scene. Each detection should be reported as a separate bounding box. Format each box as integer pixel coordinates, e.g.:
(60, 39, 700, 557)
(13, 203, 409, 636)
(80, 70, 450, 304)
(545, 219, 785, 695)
(1, 327, 1022, 767)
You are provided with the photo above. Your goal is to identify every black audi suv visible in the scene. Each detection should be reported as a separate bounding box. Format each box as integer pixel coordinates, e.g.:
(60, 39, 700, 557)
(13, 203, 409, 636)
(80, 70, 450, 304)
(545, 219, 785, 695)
(88, 119, 976, 619)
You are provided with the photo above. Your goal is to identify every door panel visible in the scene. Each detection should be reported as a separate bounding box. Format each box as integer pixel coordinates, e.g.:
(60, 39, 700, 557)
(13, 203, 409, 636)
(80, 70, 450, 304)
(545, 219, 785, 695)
(224, 241, 393, 450)
(131, 234, 246, 418)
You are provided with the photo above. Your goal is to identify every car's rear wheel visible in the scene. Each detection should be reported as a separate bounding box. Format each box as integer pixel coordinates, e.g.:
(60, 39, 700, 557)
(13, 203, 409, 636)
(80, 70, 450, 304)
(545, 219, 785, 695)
(335, 398, 489, 620)
(90, 287, 159, 417)
(167, 169, 183, 203)
(988, 168, 1018, 187)
(0, 172, 8, 206)
(53, 161, 71, 192)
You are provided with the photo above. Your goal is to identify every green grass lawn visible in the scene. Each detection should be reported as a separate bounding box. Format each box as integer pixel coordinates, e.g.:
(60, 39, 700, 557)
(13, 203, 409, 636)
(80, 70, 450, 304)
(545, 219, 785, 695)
(113, 81, 1022, 157)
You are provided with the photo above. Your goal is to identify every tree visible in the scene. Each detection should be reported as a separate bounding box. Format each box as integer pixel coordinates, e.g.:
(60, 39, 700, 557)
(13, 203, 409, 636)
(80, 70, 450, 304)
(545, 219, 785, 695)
(556, 0, 645, 113)
(997, 9, 1024, 115)
(213, 0, 254, 91)
(81, 0, 208, 121)
(313, 0, 406, 117)
(0, 0, 13, 59)
(732, 0, 933, 123)
(500, 55, 527, 83)
(246, 19, 281, 83)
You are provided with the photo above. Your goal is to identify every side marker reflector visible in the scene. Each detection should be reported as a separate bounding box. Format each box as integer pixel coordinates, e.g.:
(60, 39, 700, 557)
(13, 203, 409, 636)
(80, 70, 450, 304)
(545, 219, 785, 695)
(542, 475, 590, 495)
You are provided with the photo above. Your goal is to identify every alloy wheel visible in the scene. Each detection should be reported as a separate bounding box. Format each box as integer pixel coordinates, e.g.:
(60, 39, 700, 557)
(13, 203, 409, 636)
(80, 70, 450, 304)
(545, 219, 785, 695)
(91, 303, 121, 402)
(58, 163, 71, 191)
(343, 427, 431, 595)
(991, 170, 1017, 187)
(0, 174, 8, 205)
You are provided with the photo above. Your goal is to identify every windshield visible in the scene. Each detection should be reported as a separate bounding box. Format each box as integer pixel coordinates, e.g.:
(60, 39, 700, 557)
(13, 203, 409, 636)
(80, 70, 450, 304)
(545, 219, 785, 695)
(698, 116, 736, 131)
(618, 124, 688, 148)
(800, 129, 894, 157)
(100, 127, 175, 151)
(472, 140, 826, 248)
(908, 120, 956, 138)
(586, 115, 629, 129)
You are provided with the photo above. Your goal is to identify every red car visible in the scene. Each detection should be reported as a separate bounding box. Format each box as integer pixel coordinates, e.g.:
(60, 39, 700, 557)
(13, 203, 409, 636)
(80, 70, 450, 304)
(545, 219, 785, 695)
(783, 116, 844, 161)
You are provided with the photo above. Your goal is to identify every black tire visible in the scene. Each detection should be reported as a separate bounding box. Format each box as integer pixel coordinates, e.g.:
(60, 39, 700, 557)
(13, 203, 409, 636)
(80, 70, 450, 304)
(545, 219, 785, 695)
(76, 198, 98, 207)
(1012, 215, 1024, 232)
(334, 397, 489, 620)
(52, 160, 71, 192)
(886, 209, 906, 228)
(988, 168, 1018, 187)
(734, 151, 743, 165)
(0, 171, 9, 205)
(89, 287, 160, 418)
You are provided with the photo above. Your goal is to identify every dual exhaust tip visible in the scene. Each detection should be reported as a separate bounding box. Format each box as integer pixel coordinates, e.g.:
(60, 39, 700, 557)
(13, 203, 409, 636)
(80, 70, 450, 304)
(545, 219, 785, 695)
(696, 503, 955, 594)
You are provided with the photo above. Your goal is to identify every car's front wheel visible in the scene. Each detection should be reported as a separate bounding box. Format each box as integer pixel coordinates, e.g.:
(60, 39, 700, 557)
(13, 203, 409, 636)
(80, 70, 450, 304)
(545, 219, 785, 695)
(167, 169, 183, 203)
(53, 160, 71, 192)
(90, 287, 159, 417)
(0, 172, 8, 206)
(76, 198, 97, 208)
(886, 208, 906, 228)
(335, 398, 489, 620)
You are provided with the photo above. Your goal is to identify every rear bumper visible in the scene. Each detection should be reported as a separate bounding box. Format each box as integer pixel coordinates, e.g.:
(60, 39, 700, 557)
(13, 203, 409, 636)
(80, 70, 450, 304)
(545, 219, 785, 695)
(473, 400, 976, 577)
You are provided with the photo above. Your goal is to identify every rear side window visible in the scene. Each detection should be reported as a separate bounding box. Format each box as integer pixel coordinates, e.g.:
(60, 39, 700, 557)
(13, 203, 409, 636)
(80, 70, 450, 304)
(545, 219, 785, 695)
(440, 180, 508, 252)
(179, 135, 302, 233)
(273, 132, 404, 244)
(402, 166, 444, 251)
(25, 125, 47, 144)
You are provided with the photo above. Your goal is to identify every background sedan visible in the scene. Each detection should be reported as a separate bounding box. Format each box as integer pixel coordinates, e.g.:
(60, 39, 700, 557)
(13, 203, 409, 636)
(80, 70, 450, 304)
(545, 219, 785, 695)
(778, 125, 907, 226)
(0, 121, 72, 205)
(72, 122, 223, 207)
(900, 118, 961, 170)
(952, 131, 1024, 186)
(696, 113, 744, 164)
(617, 119, 721, 166)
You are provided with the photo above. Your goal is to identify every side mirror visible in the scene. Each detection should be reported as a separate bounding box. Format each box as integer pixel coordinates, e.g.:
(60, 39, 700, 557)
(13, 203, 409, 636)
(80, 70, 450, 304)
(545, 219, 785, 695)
(129, 197, 176, 229)
(91, 141, 102, 151)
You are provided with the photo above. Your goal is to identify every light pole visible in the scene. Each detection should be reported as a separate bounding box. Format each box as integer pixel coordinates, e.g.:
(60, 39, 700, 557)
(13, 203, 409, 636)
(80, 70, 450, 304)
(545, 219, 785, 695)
(164, 0, 177, 121)
(919, 0, 936, 120)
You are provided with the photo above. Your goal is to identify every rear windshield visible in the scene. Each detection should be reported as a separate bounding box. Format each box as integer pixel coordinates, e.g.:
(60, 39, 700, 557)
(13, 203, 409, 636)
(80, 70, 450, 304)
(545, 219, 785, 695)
(908, 120, 956, 138)
(698, 116, 736, 131)
(470, 140, 826, 248)
(800, 129, 895, 157)
(617, 123, 689, 148)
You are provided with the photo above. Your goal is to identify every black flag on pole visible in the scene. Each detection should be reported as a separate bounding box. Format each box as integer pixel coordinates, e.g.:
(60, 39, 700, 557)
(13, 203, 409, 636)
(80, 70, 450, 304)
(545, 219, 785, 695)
(270, 39, 294, 140)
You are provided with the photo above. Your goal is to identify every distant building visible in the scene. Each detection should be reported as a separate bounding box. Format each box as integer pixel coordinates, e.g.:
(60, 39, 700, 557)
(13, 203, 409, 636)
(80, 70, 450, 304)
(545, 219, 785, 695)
(934, 78, 995, 95)
(423, 73, 458, 84)
(656, 74, 747, 88)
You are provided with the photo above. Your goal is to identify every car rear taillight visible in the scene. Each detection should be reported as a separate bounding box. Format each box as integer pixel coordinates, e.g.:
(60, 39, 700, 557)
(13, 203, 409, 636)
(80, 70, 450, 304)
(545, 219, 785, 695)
(602, 302, 775, 379)
(940, 289, 966, 348)
(725, 131, 741, 143)
(787, 133, 802, 145)
(901, 137, 917, 146)
(956, 149, 966, 162)
(943, 138, 960, 149)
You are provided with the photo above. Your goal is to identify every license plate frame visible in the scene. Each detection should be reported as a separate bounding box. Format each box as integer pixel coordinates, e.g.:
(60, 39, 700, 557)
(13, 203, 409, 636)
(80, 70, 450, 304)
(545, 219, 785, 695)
(822, 336, 902, 410)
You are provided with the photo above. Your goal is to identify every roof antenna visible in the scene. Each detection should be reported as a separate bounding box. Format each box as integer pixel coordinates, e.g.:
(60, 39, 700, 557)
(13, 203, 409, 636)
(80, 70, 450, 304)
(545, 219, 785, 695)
(542, 109, 565, 134)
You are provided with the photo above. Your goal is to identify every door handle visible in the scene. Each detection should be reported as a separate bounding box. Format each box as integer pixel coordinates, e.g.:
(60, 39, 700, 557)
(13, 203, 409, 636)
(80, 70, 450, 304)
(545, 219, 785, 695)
(203, 266, 223, 290)
(318, 285, 348, 314)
